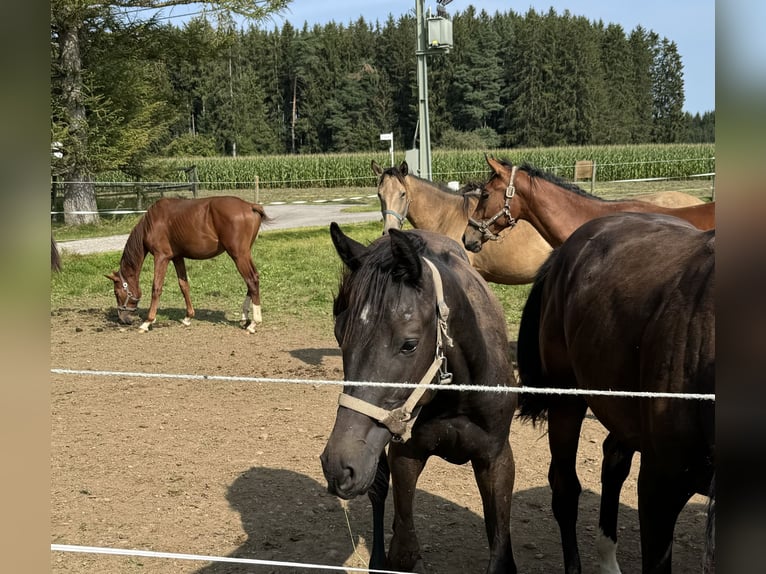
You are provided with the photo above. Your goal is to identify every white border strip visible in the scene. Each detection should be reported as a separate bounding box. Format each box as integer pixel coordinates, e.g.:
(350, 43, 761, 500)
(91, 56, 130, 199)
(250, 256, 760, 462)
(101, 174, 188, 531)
(51, 544, 407, 573)
(50, 368, 715, 401)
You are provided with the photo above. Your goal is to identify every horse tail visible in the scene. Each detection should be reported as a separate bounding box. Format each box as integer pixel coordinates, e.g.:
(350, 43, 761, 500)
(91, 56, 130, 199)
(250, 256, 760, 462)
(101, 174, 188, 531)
(51, 234, 62, 272)
(251, 203, 272, 223)
(516, 254, 553, 426)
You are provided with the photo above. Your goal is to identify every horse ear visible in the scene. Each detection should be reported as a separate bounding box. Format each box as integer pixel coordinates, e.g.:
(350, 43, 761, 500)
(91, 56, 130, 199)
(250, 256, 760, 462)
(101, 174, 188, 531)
(105, 271, 119, 283)
(399, 161, 409, 176)
(388, 229, 422, 285)
(371, 160, 383, 176)
(486, 155, 503, 175)
(330, 222, 367, 272)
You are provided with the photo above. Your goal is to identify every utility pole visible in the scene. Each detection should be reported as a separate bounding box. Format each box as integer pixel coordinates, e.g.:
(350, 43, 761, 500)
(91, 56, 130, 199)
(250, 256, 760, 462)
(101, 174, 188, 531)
(413, 1, 453, 180)
(415, 0, 431, 180)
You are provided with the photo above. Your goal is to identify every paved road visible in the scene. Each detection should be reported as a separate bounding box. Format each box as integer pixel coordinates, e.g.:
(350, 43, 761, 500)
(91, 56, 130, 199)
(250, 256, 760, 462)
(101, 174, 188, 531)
(58, 204, 382, 255)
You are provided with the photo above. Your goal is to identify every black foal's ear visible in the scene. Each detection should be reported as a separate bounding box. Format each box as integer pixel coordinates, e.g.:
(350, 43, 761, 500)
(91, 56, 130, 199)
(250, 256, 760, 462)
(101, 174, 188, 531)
(388, 229, 422, 285)
(330, 222, 367, 271)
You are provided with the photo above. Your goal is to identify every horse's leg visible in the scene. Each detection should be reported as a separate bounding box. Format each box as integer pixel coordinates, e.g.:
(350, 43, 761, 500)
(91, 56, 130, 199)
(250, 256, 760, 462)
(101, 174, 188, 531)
(230, 254, 261, 333)
(636, 460, 694, 574)
(472, 439, 517, 574)
(547, 397, 588, 574)
(139, 256, 170, 332)
(240, 295, 251, 328)
(597, 433, 634, 574)
(387, 445, 427, 572)
(172, 257, 195, 326)
(367, 451, 390, 570)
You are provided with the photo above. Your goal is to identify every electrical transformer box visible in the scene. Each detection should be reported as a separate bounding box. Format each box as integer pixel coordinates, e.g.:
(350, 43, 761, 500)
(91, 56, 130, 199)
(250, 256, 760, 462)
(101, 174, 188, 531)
(427, 17, 453, 51)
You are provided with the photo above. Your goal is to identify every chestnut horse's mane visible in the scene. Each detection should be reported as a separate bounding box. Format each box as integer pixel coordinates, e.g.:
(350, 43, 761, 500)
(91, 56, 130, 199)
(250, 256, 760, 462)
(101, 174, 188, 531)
(496, 158, 600, 200)
(120, 210, 151, 269)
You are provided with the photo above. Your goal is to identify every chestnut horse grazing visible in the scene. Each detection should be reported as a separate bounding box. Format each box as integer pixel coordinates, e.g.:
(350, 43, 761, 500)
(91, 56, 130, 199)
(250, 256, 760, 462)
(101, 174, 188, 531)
(106, 196, 269, 333)
(372, 159, 552, 284)
(321, 223, 518, 573)
(463, 156, 715, 251)
(517, 212, 715, 574)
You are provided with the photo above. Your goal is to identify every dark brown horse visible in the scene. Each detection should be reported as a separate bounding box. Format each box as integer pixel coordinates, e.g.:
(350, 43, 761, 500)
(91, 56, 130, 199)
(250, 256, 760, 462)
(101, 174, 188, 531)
(462, 155, 716, 571)
(106, 196, 269, 333)
(462, 155, 715, 251)
(321, 223, 518, 573)
(517, 212, 715, 573)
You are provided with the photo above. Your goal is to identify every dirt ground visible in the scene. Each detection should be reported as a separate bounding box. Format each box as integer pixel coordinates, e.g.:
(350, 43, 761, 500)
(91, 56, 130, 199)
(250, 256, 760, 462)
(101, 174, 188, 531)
(51, 307, 710, 573)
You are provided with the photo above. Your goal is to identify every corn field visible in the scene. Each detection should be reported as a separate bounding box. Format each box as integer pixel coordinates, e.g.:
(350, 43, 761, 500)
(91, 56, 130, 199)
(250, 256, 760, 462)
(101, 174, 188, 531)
(94, 144, 714, 190)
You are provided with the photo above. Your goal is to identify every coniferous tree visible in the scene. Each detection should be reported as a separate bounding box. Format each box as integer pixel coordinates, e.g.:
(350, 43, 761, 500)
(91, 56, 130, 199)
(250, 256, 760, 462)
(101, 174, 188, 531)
(597, 23, 636, 143)
(651, 38, 686, 142)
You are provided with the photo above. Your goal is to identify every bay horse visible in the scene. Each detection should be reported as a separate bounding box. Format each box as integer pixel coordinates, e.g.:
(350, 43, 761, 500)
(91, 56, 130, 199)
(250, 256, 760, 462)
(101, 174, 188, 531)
(463, 156, 715, 571)
(321, 223, 518, 573)
(105, 196, 269, 333)
(372, 159, 551, 284)
(462, 155, 715, 252)
(516, 212, 715, 573)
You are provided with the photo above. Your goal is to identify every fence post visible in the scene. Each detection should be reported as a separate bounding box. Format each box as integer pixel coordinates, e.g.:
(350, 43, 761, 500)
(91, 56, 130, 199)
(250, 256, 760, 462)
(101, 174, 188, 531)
(574, 160, 596, 193)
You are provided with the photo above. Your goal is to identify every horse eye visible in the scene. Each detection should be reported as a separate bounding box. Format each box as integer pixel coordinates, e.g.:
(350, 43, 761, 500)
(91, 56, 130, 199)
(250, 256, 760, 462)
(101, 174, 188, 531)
(481, 191, 489, 200)
(400, 191, 406, 199)
(400, 339, 418, 355)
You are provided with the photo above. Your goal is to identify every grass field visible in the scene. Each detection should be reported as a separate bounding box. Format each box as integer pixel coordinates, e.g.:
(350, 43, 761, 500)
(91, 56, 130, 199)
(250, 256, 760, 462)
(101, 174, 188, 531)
(51, 220, 534, 337)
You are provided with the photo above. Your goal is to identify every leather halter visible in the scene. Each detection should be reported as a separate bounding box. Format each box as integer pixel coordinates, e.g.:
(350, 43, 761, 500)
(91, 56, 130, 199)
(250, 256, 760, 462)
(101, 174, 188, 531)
(381, 190, 411, 229)
(117, 269, 141, 312)
(467, 165, 519, 241)
(336, 257, 454, 443)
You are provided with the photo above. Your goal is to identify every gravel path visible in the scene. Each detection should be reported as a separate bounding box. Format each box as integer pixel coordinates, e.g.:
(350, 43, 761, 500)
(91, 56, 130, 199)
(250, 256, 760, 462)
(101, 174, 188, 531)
(58, 204, 382, 255)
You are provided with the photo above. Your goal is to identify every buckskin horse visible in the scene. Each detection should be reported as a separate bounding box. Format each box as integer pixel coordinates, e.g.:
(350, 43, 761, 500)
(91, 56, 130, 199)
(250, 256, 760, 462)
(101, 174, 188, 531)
(106, 196, 269, 333)
(372, 159, 552, 284)
(516, 212, 715, 573)
(321, 223, 518, 573)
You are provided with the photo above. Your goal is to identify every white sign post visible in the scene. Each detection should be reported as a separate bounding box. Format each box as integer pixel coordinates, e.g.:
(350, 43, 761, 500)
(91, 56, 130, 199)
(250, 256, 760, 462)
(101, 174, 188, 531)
(380, 132, 394, 167)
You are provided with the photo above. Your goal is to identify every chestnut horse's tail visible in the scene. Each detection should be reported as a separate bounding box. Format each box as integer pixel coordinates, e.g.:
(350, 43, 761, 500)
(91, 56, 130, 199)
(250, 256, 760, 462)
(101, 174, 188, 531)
(516, 254, 553, 426)
(251, 203, 272, 223)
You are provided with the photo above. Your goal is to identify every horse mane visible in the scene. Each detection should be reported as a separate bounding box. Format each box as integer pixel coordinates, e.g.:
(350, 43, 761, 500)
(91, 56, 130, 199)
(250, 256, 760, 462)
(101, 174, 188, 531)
(334, 233, 429, 350)
(120, 211, 150, 269)
(494, 158, 600, 200)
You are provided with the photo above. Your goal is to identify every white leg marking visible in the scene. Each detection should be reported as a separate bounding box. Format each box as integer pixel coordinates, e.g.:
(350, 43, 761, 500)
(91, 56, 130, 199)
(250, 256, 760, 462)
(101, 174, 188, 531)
(138, 320, 153, 333)
(251, 303, 262, 324)
(181, 317, 192, 326)
(597, 529, 622, 574)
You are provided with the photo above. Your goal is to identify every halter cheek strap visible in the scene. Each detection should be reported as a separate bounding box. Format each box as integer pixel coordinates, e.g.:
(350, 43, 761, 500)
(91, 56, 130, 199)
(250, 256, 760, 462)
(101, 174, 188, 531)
(117, 269, 141, 312)
(382, 195, 411, 229)
(467, 165, 519, 241)
(336, 257, 453, 443)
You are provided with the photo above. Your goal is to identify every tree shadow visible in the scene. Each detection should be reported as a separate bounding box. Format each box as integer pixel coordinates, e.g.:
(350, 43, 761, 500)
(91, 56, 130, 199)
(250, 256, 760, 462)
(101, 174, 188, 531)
(191, 467, 710, 574)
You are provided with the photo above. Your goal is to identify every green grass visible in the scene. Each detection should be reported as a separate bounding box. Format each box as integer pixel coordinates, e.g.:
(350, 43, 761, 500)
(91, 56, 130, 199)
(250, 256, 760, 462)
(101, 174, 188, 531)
(51, 220, 532, 336)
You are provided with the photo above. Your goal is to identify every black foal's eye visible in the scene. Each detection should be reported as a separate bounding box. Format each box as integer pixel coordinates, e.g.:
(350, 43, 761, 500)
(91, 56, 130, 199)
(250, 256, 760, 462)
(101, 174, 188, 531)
(400, 339, 418, 355)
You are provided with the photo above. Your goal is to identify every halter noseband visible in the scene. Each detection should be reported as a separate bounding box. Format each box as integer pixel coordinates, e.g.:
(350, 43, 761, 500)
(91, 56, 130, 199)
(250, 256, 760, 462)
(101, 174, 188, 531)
(117, 269, 141, 312)
(381, 189, 411, 229)
(467, 165, 519, 241)
(336, 257, 453, 443)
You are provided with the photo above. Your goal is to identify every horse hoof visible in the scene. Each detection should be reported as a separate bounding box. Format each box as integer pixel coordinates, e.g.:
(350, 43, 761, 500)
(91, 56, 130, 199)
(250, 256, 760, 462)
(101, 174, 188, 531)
(246, 323, 257, 334)
(181, 317, 192, 326)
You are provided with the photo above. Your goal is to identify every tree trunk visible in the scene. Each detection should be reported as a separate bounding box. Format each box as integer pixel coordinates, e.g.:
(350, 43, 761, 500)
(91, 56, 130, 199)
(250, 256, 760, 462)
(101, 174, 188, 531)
(57, 9, 99, 225)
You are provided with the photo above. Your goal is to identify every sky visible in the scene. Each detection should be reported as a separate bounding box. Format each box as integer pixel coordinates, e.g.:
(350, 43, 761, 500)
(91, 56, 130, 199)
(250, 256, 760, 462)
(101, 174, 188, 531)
(159, 1, 715, 114)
